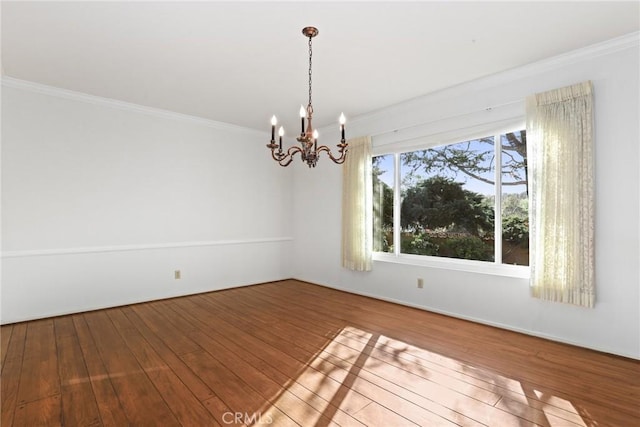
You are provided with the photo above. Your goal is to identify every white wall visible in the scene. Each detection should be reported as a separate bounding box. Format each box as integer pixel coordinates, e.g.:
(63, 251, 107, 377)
(2, 34, 638, 360)
(1, 80, 293, 323)
(292, 33, 640, 359)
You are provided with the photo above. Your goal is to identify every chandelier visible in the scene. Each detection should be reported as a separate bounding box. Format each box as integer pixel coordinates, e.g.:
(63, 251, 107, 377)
(267, 27, 347, 168)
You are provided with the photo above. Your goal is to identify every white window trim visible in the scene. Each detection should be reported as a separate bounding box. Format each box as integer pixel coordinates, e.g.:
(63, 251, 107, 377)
(372, 117, 530, 279)
(373, 251, 530, 278)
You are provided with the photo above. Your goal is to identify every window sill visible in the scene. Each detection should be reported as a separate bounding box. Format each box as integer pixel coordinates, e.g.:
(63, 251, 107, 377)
(373, 252, 530, 278)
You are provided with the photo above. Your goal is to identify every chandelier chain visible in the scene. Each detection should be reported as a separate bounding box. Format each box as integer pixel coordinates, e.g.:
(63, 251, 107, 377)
(308, 35, 313, 110)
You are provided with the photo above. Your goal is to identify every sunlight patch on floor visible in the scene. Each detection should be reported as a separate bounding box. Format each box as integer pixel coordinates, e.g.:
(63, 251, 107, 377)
(534, 389, 587, 427)
(259, 326, 589, 427)
(66, 365, 170, 386)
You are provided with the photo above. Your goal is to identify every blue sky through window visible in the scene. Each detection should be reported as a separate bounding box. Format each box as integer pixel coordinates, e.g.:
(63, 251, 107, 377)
(374, 134, 527, 198)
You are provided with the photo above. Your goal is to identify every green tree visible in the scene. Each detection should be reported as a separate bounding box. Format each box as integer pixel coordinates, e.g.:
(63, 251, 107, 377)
(502, 192, 528, 217)
(373, 169, 393, 228)
(502, 215, 529, 245)
(373, 159, 394, 251)
(401, 176, 494, 236)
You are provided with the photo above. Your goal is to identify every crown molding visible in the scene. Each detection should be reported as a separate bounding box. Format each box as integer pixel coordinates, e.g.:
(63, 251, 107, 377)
(1, 76, 264, 136)
(3, 31, 637, 137)
(349, 31, 640, 128)
(481, 30, 640, 87)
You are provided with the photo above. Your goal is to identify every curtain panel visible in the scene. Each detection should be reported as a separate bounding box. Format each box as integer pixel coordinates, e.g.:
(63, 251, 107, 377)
(341, 136, 373, 271)
(526, 81, 595, 307)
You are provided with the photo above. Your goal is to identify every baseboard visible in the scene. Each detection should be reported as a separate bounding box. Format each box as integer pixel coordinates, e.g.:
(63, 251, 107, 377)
(292, 277, 639, 361)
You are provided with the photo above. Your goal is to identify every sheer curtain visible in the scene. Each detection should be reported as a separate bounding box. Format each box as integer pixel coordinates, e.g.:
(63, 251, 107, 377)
(341, 136, 373, 271)
(526, 81, 595, 307)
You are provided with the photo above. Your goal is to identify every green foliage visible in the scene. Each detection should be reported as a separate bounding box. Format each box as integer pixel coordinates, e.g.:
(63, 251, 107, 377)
(502, 215, 529, 245)
(400, 176, 494, 236)
(373, 173, 393, 229)
(373, 160, 394, 252)
(440, 236, 494, 261)
(401, 233, 440, 256)
(502, 192, 528, 217)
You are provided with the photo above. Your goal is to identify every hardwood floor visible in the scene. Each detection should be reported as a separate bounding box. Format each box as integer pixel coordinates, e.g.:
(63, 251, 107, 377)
(1, 280, 638, 426)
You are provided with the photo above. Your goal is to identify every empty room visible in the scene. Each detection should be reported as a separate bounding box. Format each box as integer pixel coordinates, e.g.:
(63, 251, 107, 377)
(1, 1, 639, 426)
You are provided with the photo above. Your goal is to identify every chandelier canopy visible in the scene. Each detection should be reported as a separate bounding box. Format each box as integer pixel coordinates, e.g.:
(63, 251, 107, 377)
(267, 27, 347, 168)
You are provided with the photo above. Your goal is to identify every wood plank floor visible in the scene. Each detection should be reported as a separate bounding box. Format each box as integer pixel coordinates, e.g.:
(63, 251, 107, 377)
(1, 279, 638, 426)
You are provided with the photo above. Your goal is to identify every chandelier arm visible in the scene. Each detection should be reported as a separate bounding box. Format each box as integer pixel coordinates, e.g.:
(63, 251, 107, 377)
(269, 145, 304, 166)
(267, 143, 286, 161)
(285, 145, 304, 158)
(270, 150, 286, 162)
(278, 156, 296, 167)
(315, 145, 348, 164)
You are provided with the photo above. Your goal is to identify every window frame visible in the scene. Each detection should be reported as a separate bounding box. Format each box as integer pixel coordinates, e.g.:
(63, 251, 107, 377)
(372, 122, 530, 279)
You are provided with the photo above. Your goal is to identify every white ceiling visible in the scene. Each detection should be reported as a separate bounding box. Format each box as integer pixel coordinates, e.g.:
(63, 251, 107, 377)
(2, 1, 639, 134)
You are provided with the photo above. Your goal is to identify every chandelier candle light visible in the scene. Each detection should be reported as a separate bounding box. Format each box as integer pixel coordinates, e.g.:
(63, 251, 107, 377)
(267, 27, 348, 167)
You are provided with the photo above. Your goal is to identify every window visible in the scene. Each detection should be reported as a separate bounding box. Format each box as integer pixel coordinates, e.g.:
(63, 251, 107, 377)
(372, 154, 394, 253)
(373, 129, 529, 267)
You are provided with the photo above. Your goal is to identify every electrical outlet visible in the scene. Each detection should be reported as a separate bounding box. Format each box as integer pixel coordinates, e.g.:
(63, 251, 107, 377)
(174, 270, 181, 280)
(417, 278, 424, 289)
